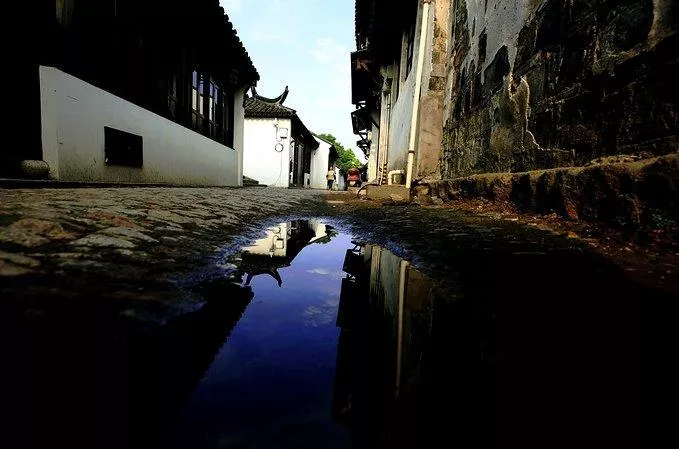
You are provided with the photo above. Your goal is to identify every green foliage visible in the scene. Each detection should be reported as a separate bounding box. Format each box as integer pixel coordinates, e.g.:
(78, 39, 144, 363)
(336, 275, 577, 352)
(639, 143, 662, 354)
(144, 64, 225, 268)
(317, 133, 362, 171)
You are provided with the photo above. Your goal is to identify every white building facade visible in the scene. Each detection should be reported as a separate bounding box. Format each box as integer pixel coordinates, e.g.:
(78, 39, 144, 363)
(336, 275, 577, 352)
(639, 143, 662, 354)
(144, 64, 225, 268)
(243, 88, 319, 188)
(243, 117, 293, 188)
(39, 67, 246, 186)
(309, 135, 339, 190)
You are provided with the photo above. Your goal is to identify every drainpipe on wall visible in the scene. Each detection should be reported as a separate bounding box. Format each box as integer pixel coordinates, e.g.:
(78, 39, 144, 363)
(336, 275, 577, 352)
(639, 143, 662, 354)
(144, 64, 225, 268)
(405, 0, 432, 189)
(382, 89, 392, 185)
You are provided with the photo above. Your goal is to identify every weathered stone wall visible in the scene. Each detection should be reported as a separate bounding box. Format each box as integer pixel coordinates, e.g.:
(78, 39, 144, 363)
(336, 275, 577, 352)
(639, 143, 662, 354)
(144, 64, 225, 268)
(416, 0, 451, 180)
(442, 0, 679, 178)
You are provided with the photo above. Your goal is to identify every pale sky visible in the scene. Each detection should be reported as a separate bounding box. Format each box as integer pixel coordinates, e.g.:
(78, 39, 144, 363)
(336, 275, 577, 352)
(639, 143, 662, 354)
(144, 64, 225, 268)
(220, 0, 366, 163)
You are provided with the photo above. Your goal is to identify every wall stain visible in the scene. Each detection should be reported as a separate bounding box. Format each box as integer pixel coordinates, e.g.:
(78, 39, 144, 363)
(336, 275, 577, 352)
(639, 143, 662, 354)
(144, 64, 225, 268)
(442, 0, 678, 178)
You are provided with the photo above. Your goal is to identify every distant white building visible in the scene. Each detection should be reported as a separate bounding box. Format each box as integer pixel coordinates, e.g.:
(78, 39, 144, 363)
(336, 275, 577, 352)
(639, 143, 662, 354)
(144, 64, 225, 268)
(309, 135, 339, 190)
(243, 87, 318, 188)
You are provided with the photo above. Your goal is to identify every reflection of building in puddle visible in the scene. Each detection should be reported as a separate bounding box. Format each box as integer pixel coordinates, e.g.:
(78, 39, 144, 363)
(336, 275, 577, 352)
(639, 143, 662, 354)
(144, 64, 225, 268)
(308, 219, 338, 244)
(237, 220, 334, 287)
(333, 243, 441, 446)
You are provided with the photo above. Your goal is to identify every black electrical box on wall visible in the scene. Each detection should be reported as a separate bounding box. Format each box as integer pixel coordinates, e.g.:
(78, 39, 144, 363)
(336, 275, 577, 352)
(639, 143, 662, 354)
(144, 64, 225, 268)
(104, 127, 143, 168)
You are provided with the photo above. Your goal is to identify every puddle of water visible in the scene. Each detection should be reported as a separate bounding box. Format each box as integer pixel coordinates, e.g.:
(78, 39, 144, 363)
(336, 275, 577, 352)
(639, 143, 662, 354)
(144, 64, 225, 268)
(168, 219, 457, 448)
(14, 218, 655, 449)
(171, 220, 352, 448)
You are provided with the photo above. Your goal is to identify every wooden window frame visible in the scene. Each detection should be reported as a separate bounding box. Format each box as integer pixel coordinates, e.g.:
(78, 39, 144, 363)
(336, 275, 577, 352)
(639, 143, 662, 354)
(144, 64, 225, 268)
(191, 70, 205, 132)
(186, 69, 235, 147)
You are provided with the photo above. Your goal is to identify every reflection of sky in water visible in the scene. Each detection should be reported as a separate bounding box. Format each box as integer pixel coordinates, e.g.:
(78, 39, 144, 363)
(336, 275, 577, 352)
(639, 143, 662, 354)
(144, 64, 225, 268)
(172, 230, 353, 449)
(306, 268, 345, 281)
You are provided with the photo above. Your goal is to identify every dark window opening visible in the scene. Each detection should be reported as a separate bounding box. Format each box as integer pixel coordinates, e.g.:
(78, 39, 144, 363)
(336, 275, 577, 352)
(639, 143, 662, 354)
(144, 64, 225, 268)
(479, 30, 488, 66)
(104, 127, 143, 168)
(191, 70, 205, 132)
(404, 26, 415, 80)
(190, 70, 233, 147)
(392, 66, 400, 101)
(225, 94, 235, 147)
(167, 73, 178, 119)
(208, 77, 231, 144)
(473, 73, 483, 106)
(207, 78, 220, 139)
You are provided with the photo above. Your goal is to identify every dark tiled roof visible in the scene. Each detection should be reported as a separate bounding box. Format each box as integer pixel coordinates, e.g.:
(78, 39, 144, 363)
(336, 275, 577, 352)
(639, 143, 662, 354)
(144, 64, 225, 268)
(222, 11, 259, 82)
(244, 88, 318, 150)
(244, 97, 296, 118)
(231, 31, 259, 82)
(355, 0, 374, 50)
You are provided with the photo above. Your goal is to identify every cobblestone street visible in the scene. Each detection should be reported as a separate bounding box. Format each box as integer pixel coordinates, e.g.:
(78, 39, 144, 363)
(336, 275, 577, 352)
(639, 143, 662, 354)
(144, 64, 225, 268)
(2, 186, 676, 308)
(0, 187, 325, 308)
(3, 186, 676, 448)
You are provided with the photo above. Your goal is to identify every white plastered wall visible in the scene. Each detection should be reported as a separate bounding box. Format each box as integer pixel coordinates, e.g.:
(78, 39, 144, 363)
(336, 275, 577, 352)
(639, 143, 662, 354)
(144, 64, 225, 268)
(310, 136, 331, 190)
(39, 66, 241, 186)
(243, 117, 292, 188)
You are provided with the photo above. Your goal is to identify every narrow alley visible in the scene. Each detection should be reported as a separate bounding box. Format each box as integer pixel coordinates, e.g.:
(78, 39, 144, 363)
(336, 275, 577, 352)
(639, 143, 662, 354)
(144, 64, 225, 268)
(2, 186, 676, 448)
(3, 0, 678, 448)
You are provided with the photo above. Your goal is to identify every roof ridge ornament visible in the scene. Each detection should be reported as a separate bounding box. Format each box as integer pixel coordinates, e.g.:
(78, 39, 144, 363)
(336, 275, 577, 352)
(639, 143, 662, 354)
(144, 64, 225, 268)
(251, 86, 290, 104)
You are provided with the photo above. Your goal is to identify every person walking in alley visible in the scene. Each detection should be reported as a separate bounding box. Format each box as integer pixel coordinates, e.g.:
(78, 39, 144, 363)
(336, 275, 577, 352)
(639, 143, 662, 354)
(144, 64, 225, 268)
(326, 167, 336, 190)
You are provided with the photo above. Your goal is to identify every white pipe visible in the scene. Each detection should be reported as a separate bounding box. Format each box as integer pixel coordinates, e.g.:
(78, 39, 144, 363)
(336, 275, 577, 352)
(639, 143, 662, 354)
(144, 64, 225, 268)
(382, 87, 392, 185)
(405, 0, 432, 189)
(387, 170, 405, 185)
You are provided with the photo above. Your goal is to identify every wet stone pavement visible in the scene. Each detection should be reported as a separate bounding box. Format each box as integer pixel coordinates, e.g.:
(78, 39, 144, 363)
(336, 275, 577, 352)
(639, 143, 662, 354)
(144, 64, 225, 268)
(1, 188, 676, 448)
(0, 187, 325, 310)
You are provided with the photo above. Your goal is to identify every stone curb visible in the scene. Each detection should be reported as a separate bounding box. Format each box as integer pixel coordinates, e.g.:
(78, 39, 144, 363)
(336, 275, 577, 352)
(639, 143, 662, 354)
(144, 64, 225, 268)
(418, 153, 679, 230)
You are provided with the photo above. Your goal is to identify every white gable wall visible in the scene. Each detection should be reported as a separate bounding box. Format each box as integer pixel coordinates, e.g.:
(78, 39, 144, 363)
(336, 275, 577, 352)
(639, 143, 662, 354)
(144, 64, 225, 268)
(233, 86, 247, 187)
(310, 136, 332, 189)
(243, 117, 292, 188)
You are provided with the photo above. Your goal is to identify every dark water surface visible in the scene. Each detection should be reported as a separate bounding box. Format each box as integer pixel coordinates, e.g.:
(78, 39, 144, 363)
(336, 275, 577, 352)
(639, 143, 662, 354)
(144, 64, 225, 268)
(171, 222, 352, 448)
(11, 218, 674, 448)
(166, 220, 469, 449)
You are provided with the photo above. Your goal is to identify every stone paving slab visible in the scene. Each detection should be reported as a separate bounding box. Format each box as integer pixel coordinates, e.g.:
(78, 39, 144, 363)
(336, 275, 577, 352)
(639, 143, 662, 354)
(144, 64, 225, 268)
(0, 187, 325, 314)
(2, 186, 675, 322)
